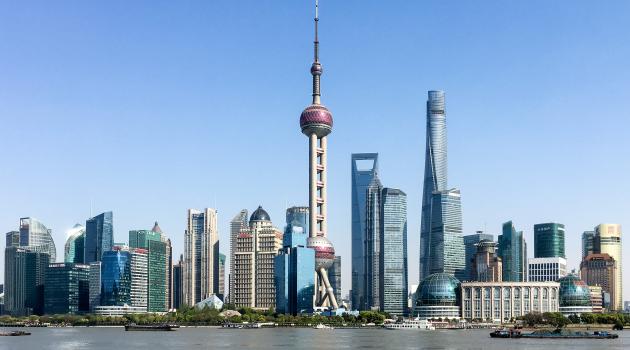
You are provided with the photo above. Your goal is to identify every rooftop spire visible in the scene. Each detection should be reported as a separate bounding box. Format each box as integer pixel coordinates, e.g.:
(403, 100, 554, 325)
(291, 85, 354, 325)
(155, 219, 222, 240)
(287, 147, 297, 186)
(311, 0, 323, 105)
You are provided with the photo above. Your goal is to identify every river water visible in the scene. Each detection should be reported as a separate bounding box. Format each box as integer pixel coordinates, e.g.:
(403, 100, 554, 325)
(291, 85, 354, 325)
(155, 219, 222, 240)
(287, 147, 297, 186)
(0, 327, 627, 349)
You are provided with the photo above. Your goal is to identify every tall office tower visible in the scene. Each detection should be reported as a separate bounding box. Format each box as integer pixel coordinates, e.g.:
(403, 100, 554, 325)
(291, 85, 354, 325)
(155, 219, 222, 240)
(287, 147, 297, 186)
(471, 240, 502, 282)
(150, 222, 173, 309)
(463, 232, 494, 281)
(44, 263, 90, 314)
(19, 217, 56, 262)
(588, 285, 604, 313)
(330, 256, 342, 306)
(299, 1, 339, 310)
(229, 209, 248, 303)
(427, 189, 465, 280)
(184, 208, 219, 306)
(165, 237, 173, 309)
(85, 211, 113, 264)
(100, 248, 131, 306)
(172, 255, 183, 310)
(582, 231, 595, 259)
(64, 224, 86, 263)
(380, 188, 409, 316)
(365, 177, 383, 310)
(129, 247, 148, 310)
(527, 257, 567, 282)
(6, 231, 20, 248)
(498, 221, 528, 282)
(534, 223, 565, 258)
(3, 247, 50, 316)
(129, 229, 167, 312)
(594, 224, 622, 310)
(580, 253, 616, 311)
(88, 262, 101, 311)
(218, 253, 226, 300)
(351, 152, 379, 310)
(420, 91, 449, 282)
(233, 206, 283, 309)
(275, 207, 315, 315)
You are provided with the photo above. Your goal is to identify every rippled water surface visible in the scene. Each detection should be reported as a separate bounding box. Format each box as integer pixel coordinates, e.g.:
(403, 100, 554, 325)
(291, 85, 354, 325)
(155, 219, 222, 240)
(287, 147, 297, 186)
(0, 327, 628, 349)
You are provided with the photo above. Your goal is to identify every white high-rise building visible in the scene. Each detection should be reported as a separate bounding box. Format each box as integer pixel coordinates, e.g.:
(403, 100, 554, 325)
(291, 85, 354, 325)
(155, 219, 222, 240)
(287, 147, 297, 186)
(183, 208, 219, 306)
(233, 206, 282, 309)
(527, 257, 567, 282)
(595, 224, 622, 311)
(130, 248, 148, 310)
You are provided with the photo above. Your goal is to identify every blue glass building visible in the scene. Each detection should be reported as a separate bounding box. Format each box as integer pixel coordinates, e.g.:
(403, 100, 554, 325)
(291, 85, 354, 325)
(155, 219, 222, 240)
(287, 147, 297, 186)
(274, 207, 315, 315)
(44, 263, 90, 314)
(351, 153, 379, 311)
(380, 188, 408, 316)
(100, 249, 131, 306)
(534, 223, 565, 258)
(85, 211, 113, 264)
(64, 224, 85, 264)
(420, 91, 449, 282)
(498, 221, 527, 282)
(428, 189, 465, 280)
(463, 232, 494, 281)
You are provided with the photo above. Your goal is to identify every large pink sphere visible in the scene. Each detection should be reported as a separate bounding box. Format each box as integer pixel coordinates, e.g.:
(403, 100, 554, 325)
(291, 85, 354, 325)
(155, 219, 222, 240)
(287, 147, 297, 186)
(307, 236, 335, 269)
(300, 104, 333, 137)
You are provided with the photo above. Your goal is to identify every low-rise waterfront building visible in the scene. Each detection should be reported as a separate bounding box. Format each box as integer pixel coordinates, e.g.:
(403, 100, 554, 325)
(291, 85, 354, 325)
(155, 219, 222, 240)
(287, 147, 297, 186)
(461, 281, 560, 322)
(413, 273, 461, 320)
(558, 273, 592, 316)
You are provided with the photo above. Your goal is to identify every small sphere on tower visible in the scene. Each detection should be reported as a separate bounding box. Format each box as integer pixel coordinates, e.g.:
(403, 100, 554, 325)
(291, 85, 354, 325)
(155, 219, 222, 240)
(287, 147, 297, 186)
(300, 104, 333, 137)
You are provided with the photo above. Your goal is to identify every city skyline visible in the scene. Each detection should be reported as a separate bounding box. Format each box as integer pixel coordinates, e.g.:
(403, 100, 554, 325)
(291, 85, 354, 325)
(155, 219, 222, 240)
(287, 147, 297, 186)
(1, 1, 630, 300)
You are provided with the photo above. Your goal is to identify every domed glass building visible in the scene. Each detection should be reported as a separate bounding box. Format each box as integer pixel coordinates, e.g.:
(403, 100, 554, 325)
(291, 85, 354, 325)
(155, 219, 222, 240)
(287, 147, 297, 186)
(558, 273, 592, 316)
(413, 273, 461, 319)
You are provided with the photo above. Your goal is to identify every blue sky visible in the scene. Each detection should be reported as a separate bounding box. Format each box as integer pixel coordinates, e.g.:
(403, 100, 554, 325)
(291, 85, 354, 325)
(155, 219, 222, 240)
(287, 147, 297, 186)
(1, 0, 629, 299)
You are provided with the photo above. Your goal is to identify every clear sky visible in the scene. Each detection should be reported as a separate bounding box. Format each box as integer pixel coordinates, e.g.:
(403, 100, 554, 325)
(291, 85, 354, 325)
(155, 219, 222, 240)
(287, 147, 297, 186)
(1, 0, 629, 300)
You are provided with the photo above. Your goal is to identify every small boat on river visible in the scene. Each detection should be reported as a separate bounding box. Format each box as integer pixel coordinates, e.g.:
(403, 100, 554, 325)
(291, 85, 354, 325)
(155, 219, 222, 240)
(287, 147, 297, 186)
(491, 328, 619, 339)
(124, 323, 179, 331)
(0, 330, 32, 336)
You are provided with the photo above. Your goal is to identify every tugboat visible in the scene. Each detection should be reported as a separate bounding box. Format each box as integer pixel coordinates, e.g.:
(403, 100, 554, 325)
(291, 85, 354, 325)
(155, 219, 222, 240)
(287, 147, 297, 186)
(0, 330, 32, 336)
(490, 328, 522, 338)
(124, 323, 179, 331)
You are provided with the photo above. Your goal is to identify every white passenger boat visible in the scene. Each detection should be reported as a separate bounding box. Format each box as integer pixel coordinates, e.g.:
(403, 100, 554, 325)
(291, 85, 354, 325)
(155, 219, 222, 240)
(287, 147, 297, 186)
(383, 318, 435, 330)
(313, 323, 334, 330)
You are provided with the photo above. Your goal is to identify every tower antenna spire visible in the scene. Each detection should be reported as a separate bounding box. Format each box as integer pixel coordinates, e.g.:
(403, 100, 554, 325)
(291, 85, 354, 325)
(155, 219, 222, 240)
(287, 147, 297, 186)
(311, 0, 322, 105)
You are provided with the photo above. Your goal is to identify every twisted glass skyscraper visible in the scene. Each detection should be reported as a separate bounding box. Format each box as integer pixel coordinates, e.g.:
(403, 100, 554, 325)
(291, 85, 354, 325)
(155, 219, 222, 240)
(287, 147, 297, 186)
(420, 91, 465, 281)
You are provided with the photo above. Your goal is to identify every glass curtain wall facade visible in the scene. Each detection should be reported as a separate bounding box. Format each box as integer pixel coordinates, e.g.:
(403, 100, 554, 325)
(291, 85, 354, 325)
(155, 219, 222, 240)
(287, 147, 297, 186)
(100, 249, 131, 306)
(464, 232, 494, 281)
(380, 188, 408, 316)
(44, 263, 90, 314)
(428, 189, 465, 280)
(275, 207, 315, 315)
(64, 224, 85, 264)
(498, 221, 527, 282)
(184, 208, 219, 306)
(19, 217, 56, 262)
(581, 231, 595, 259)
(172, 256, 183, 310)
(365, 177, 382, 310)
(3, 247, 50, 316)
(351, 153, 378, 311)
(420, 91, 448, 282)
(85, 211, 113, 264)
(129, 229, 167, 312)
(329, 256, 342, 305)
(533, 223, 565, 258)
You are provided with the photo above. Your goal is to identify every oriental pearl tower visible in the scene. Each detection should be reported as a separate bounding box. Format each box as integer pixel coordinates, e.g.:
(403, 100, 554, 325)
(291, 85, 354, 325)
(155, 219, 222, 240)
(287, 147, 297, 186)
(300, 0, 338, 310)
